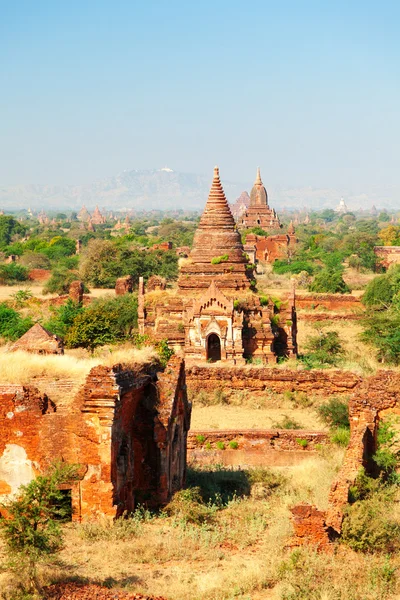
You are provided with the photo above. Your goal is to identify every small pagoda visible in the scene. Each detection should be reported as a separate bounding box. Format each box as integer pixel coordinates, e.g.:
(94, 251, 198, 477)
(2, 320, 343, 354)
(238, 168, 281, 231)
(138, 167, 297, 364)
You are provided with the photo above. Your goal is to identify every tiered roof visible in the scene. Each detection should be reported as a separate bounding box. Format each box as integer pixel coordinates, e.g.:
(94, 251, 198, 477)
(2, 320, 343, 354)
(178, 167, 253, 294)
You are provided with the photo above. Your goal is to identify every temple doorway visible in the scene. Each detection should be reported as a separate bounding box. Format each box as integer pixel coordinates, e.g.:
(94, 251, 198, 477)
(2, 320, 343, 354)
(207, 334, 221, 362)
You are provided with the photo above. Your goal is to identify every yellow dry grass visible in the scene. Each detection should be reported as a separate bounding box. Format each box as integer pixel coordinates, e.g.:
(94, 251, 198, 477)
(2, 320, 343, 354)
(296, 318, 392, 375)
(0, 346, 159, 385)
(3, 450, 396, 600)
(191, 404, 323, 431)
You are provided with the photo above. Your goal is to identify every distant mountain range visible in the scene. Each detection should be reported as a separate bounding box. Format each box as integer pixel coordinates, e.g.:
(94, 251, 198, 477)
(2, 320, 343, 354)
(0, 168, 398, 212)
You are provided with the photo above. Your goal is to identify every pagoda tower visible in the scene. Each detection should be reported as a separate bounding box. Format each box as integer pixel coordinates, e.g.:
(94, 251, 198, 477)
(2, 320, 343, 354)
(238, 168, 281, 231)
(178, 167, 253, 294)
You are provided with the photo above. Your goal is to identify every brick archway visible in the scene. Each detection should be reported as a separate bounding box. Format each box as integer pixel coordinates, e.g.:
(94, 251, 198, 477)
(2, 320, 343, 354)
(207, 333, 221, 362)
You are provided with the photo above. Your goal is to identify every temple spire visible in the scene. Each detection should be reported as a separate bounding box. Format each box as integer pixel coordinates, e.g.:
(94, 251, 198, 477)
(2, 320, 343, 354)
(255, 167, 262, 185)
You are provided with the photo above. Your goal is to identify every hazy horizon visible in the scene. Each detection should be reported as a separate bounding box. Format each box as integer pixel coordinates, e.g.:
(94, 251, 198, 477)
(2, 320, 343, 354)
(1, 1, 399, 198)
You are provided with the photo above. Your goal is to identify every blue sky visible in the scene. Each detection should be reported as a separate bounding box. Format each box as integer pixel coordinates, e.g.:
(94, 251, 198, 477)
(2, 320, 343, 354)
(1, 0, 399, 193)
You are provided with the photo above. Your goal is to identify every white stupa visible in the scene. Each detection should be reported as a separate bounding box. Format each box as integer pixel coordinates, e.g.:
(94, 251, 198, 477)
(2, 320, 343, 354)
(334, 197, 348, 214)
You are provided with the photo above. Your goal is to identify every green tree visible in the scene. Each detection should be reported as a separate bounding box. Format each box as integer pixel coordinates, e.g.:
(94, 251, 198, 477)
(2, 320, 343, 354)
(0, 461, 79, 593)
(43, 267, 79, 295)
(308, 269, 351, 294)
(0, 216, 26, 248)
(0, 303, 33, 340)
(44, 299, 84, 338)
(65, 295, 138, 351)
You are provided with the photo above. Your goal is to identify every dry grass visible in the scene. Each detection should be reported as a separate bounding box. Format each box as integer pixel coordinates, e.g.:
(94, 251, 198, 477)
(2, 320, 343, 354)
(0, 345, 159, 385)
(297, 318, 388, 375)
(191, 404, 322, 431)
(3, 451, 397, 600)
(1, 449, 399, 600)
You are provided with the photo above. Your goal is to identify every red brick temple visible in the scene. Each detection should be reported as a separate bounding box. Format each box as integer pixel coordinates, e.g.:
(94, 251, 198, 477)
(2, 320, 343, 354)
(238, 168, 281, 231)
(138, 167, 297, 364)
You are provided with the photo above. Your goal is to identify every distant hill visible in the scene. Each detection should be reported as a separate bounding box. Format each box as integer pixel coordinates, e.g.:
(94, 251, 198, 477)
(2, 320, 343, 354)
(0, 168, 397, 212)
(0, 169, 245, 212)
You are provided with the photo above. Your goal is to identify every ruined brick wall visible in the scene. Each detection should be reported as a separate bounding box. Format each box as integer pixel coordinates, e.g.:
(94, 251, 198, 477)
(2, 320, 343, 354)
(326, 371, 400, 533)
(0, 358, 190, 521)
(188, 429, 328, 468)
(290, 505, 332, 551)
(186, 366, 360, 398)
(115, 275, 134, 296)
(290, 370, 400, 547)
(295, 294, 363, 312)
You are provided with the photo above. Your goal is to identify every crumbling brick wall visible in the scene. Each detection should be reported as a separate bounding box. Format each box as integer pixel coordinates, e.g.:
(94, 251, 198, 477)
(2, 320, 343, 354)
(187, 366, 360, 398)
(290, 370, 400, 548)
(188, 429, 328, 468)
(0, 358, 191, 521)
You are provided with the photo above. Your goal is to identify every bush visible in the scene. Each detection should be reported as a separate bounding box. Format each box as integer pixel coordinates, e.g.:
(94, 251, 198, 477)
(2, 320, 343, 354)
(361, 308, 400, 365)
(196, 434, 205, 444)
(0, 303, 33, 341)
(362, 271, 400, 308)
(0, 263, 29, 285)
(273, 415, 302, 429)
(65, 295, 138, 351)
(317, 398, 350, 429)
(330, 427, 351, 447)
(43, 267, 79, 295)
(216, 441, 225, 450)
(44, 298, 84, 338)
(0, 462, 79, 593)
(301, 329, 344, 367)
(164, 487, 215, 524)
(273, 259, 315, 275)
(229, 441, 239, 449)
(309, 268, 351, 293)
(296, 438, 308, 448)
(342, 493, 400, 553)
(210, 254, 229, 265)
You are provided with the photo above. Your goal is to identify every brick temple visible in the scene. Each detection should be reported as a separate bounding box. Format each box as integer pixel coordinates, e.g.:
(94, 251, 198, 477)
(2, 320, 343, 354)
(138, 167, 297, 364)
(238, 168, 281, 231)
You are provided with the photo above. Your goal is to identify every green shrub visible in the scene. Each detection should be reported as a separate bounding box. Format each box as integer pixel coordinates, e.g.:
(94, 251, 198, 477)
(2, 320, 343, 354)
(0, 303, 33, 341)
(44, 298, 84, 338)
(362, 267, 400, 308)
(196, 434, 206, 444)
(317, 397, 350, 429)
(0, 462, 79, 593)
(301, 330, 344, 367)
(229, 441, 239, 449)
(210, 254, 229, 265)
(259, 295, 269, 306)
(0, 263, 29, 285)
(155, 338, 174, 367)
(273, 415, 302, 430)
(296, 438, 309, 448)
(309, 268, 351, 294)
(205, 442, 212, 450)
(273, 259, 315, 275)
(342, 493, 400, 553)
(216, 441, 225, 450)
(164, 487, 215, 524)
(330, 427, 351, 447)
(65, 295, 138, 351)
(43, 267, 79, 295)
(373, 417, 400, 481)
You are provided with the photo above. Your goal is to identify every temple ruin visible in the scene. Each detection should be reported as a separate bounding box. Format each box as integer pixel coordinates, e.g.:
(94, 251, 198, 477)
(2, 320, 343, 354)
(138, 167, 297, 364)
